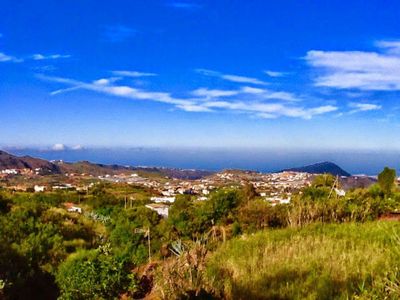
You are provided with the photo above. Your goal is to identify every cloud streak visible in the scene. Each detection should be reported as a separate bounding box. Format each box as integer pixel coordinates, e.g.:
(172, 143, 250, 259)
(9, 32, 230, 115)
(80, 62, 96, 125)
(32, 53, 71, 60)
(196, 69, 268, 85)
(0, 52, 23, 63)
(306, 40, 400, 90)
(349, 103, 382, 114)
(264, 70, 287, 77)
(112, 70, 157, 77)
(38, 74, 338, 120)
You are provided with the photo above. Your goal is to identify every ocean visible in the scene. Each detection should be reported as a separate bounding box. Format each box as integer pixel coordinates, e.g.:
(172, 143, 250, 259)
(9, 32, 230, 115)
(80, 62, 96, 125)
(6, 147, 400, 176)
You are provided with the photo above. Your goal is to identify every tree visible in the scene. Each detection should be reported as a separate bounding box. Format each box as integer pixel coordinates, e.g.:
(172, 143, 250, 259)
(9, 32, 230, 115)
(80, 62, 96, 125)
(243, 182, 258, 203)
(378, 167, 396, 196)
(56, 248, 136, 299)
(238, 199, 271, 232)
(168, 195, 195, 238)
(206, 189, 240, 224)
(312, 174, 335, 188)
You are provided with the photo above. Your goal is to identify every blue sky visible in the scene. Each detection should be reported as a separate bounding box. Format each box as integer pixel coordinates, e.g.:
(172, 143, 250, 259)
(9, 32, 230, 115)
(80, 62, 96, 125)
(1, 0, 400, 151)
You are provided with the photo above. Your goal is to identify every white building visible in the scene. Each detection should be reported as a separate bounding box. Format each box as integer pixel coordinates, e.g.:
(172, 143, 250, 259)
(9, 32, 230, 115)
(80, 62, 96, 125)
(150, 196, 175, 203)
(145, 203, 169, 217)
(34, 185, 46, 192)
(1, 169, 18, 175)
(67, 206, 82, 213)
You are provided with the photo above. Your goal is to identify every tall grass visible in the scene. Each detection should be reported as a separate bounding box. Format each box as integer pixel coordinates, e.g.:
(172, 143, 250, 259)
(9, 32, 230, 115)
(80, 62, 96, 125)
(207, 221, 400, 299)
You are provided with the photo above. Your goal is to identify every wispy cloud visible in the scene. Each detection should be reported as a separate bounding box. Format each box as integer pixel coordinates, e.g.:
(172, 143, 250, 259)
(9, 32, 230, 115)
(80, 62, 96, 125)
(349, 102, 382, 114)
(38, 74, 191, 106)
(241, 86, 299, 101)
(264, 70, 287, 77)
(0, 51, 70, 63)
(196, 69, 268, 85)
(32, 53, 71, 60)
(38, 74, 337, 120)
(0, 52, 23, 63)
(167, 2, 202, 10)
(306, 40, 400, 90)
(191, 88, 239, 98)
(190, 86, 299, 101)
(112, 70, 157, 77)
(71, 144, 83, 150)
(199, 100, 337, 119)
(375, 40, 400, 55)
(102, 25, 136, 42)
(92, 77, 121, 85)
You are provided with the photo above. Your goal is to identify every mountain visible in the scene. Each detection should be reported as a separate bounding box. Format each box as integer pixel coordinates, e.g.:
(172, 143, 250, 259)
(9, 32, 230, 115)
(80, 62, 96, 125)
(282, 161, 351, 177)
(0, 150, 212, 179)
(56, 160, 213, 179)
(0, 150, 61, 174)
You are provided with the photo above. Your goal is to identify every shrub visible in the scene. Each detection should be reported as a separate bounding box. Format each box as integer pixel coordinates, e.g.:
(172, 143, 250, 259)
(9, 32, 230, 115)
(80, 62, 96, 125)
(56, 247, 137, 299)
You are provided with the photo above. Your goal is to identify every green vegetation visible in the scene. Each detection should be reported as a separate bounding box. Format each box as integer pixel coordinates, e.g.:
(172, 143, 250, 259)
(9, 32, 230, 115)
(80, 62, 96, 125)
(207, 222, 400, 299)
(0, 168, 400, 299)
(378, 167, 397, 196)
(56, 246, 136, 300)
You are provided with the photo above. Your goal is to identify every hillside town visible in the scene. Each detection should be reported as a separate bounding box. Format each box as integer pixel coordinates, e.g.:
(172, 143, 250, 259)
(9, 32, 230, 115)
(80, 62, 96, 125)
(0, 150, 381, 219)
(0, 158, 315, 217)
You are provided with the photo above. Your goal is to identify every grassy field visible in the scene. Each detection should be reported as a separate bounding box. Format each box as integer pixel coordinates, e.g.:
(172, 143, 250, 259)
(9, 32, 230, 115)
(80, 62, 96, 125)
(207, 221, 400, 299)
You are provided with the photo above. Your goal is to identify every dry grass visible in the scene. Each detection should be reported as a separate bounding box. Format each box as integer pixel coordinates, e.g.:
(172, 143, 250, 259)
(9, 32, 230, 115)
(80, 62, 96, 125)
(207, 221, 400, 299)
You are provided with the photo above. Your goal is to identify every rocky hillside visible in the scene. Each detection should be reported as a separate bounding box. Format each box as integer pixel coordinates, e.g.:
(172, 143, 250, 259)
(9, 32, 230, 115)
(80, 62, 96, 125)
(0, 150, 61, 174)
(0, 150, 213, 179)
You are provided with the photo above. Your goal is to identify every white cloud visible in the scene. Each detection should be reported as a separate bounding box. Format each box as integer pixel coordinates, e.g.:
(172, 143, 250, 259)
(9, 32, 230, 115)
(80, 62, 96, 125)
(241, 86, 299, 101)
(112, 70, 157, 77)
(191, 88, 239, 98)
(306, 40, 400, 90)
(176, 103, 212, 112)
(32, 53, 71, 60)
(241, 86, 265, 94)
(93, 77, 121, 85)
(71, 145, 83, 150)
(349, 103, 382, 114)
(0, 52, 23, 63)
(375, 40, 400, 54)
(93, 78, 112, 85)
(191, 86, 299, 101)
(39, 74, 192, 106)
(263, 91, 299, 102)
(38, 74, 337, 120)
(200, 100, 337, 119)
(52, 143, 66, 151)
(264, 70, 287, 77)
(196, 69, 268, 85)
(257, 112, 278, 119)
(222, 74, 268, 85)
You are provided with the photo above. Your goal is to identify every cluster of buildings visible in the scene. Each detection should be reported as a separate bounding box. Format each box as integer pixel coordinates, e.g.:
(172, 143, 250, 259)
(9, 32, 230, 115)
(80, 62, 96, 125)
(110, 170, 314, 217)
(0, 165, 315, 218)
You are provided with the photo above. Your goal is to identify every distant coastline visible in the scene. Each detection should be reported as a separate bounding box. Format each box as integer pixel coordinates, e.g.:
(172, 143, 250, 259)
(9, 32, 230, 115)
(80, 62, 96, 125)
(3, 147, 399, 176)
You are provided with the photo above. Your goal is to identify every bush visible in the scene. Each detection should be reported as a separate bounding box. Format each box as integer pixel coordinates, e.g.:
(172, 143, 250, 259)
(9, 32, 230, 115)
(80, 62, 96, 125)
(56, 247, 137, 299)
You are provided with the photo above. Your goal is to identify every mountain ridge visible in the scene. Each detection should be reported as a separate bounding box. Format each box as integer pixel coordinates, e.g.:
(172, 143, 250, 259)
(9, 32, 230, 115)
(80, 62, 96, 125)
(281, 161, 351, 177)
(0, 150, 213, 179)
